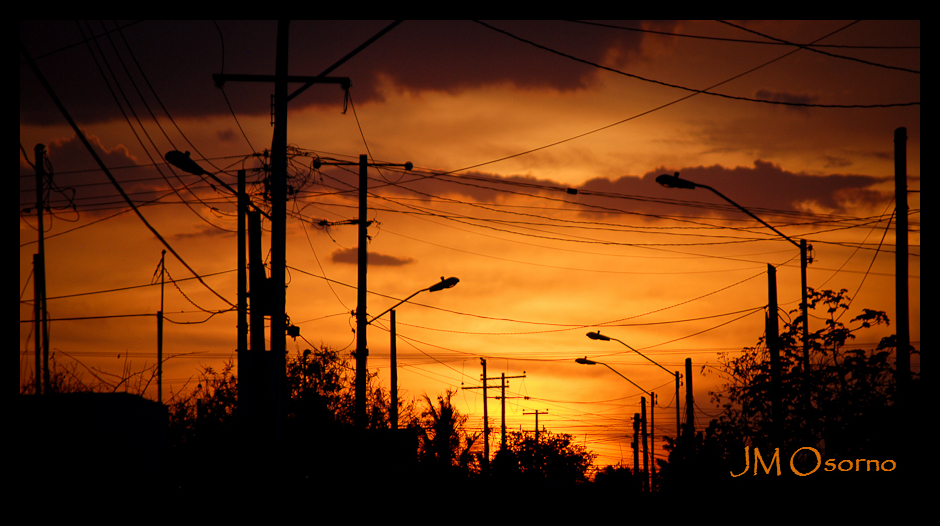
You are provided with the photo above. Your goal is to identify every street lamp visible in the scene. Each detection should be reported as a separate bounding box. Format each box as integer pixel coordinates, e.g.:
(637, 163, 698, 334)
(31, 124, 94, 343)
(367, 276, 459, 324)
(656, 172, 812, 413)
(575, 354, 653, 491)
(368, 276, 459, 430)
(586, 331, 681, 441)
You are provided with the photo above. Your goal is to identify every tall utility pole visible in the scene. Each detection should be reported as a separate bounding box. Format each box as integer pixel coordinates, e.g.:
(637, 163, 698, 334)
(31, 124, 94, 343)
(390, 309, 398, 430)
(34, 144, 49, 394)
(523, 409, 547, 442)
(685, 358, 694, 442)
(237, 170, 248, 411)
(632, 414, 640, 489)
(157, 250, 166, 404)
(894, 127, 911, 397)
(650, 391, 656, 490)
(269, 19, 289, 452)
(641, 396, 649, 492)
(481, 358, 489, 472)
(767, 263, 780, 444)
(462, 359, 524, 470)
(213, 21, 352, 452)
(356, 154, 369, 428)
(493, 372, 527, 449)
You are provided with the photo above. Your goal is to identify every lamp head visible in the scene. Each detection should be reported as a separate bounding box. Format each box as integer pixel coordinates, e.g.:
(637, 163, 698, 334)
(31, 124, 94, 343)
(586, 331, 611, 341)
(165, 150, 210, 176)
(429, 276, 459, 292)
(575, 357, 597, 365)
(656, 172, 696, 190)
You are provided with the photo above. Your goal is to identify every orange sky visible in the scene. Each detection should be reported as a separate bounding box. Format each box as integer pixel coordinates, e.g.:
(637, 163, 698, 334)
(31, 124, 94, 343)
(20, 20, 920, 471)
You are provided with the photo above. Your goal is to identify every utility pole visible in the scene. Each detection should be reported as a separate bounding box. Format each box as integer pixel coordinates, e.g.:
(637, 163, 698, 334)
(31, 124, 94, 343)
(480, 358, 490, 473)
(356, 154, 369, 429)
(632, 413, 640, 491)
(269, 19, 289, 454)
(462, 360, 525, 469)
(675, 371, 681, 454)
(650, 391, 656, 491)
(523, 409, 547, 442)
(493, 372, 527, 449)
(247, 209, 266, 449)
(212, 21, 353, 455)
(34, 144, 49, 394)
(895, 127, 910, 397)
(390, 309, 398, 430)
(685, 358, 694, 443)
(237, 169, 248, 411)
(641, 396, 649, 492)
(157, 250, 166, 404)
(800, 239, 811, 390)
(767, 263, 780, 444)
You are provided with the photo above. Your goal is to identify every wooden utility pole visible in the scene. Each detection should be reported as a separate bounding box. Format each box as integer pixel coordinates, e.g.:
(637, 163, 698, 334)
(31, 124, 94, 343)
(523, 409, 547, 442)
(462, 360, 525, 470)
(157, 250, 166, 404)
(641, 396, 649, 492)
(650, 391, 656, 490)
(685, 358, 694, 441)
(237, 169, 248, 408)
(34, 144, 49, 394)
(895, 127, 911, 395)
(767, 263, 780, 443)
(212, 22, 353, 453)
(356, 154, 369, 428)
(493, 372, 527, 449)
(390, 309, 398, 430)
(632, 413, 640, 490)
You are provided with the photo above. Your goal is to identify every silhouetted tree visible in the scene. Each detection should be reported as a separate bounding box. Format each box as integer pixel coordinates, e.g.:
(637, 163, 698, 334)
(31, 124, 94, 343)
(499, 429, 596, 487)
(655, 288, 916, 495)
(414, 389, 479, 476)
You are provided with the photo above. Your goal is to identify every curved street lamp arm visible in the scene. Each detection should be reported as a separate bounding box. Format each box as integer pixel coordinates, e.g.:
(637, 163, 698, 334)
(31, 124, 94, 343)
(610, 337, 674, 377)
(367, 288, 426, 325)
(600, 362, 652, 397)
(695, 183, 800, 249)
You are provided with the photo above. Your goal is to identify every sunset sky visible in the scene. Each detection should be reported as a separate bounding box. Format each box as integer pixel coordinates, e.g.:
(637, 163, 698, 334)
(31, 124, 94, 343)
(19, 20, 920, 471)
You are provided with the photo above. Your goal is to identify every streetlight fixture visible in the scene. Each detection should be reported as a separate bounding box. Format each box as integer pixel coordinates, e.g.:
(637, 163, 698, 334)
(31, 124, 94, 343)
(584, 331, 681, 490)
(586, 331, 681, 431)
(656, 172, 812, 412)
(575, 354, 653, 491)
(368, 277, 459, 325)
(368, 276, 459, 430)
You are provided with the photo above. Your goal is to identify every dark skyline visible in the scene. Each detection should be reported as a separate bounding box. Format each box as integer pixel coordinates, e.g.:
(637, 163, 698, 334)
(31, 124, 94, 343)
(20, 20, 920, 471)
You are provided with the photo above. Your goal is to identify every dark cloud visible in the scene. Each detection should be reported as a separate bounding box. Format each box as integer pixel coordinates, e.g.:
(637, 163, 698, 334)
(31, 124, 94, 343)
(331, 247, 414, 267)
(21, 20, 660, 125)
(363, 159, 891, 221)
(754, 88, 819, 107)
(19, 131, 224, 219)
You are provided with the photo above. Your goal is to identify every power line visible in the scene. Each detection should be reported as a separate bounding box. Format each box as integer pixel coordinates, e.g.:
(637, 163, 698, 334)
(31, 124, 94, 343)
(716, 20, 919, 74)
(474, 20, 918, 109)
(20, 38, 235, 309)
(568, 20, 920, 49)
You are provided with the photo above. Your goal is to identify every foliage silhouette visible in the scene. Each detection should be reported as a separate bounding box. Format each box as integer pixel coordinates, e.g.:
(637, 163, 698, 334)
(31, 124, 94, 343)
(412, 388, 480, 477)
(655, 288, 918, 496)
(495, 429, 596, 487)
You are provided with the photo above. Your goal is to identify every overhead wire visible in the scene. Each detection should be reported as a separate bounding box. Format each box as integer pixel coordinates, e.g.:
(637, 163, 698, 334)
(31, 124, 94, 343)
(715, 20, 920, 74)
(474, 20, 917, 108)
(20, 38, 235, 309)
